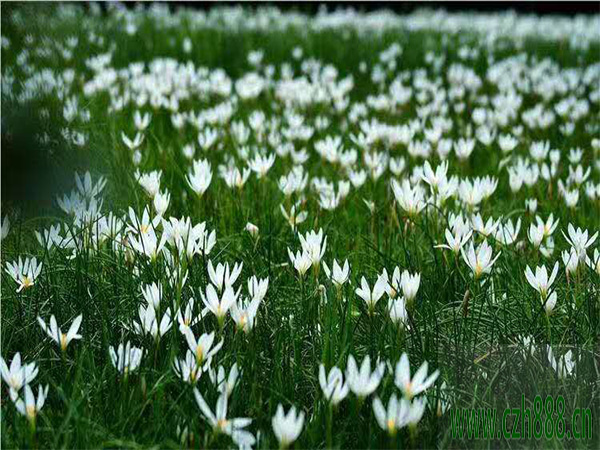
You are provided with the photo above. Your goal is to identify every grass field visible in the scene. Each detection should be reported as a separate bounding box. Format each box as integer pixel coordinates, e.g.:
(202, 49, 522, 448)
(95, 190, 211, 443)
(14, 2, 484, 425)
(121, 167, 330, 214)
(1, 3, 599, 449)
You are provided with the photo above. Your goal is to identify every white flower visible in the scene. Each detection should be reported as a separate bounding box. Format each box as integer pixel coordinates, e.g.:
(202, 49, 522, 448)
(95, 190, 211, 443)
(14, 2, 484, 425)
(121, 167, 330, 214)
(138, 170, 162, 198)
(454, 138, 475, 161)
(372, 394, 409, 436)
(527, 222, 545, 248)
(194, 389, 254, 446)
(36, 225, 63, 251)
(319, 364, 349, 405)
(562, 250, 579, 276)
(494, 219, 521, 246)
(388, 297, 408, 327)
(141, 282, 162, 310)
(391, 179, 426, 217)
(435, 228, 472, 254)
(247, 275, 269, 302)
(208, 261, 243, 292)
(355, 275, 388, 312)
(200, 284, 240, 322)
(281, 204, 308, 229)
(562, 224, 598, 261)
(586, 249, 600, 275)
(220, 165, 251, 190)
(173, 350, 206, 384)
(421, 160, 449, 191)
(184, 330, 223, 366)
(248, 153, 276, 178)
(231, 296, 261, 333)
(208, 363, 240, 397)
(461, 240, 501, 278)
(130, 304, 172, 339)
(37, 314, 82, 351)
(381, 267, 400, 299)
(162, 217, 216, 258)
(524, 262, 559, 300)
(299, 229, 327, 267)
(544, 291, 558, 316)
(279, 166, 308, 196)
(153, 190, 170, 216)
(405, 397, 428, 426)
(498, 134, 518, 153)
(129, 226, 167, 260)
(121, 131, 144, 150)
(109, 341, 143, 374)
(197, 127, 218, 151)
(74, 171, 106, 198)
(471, 214, 501, 238)
(272, 404, 305, 448)
(394, 352, 439, 400)
(176, 297, 203, 334)
(400, 271, 420, 304)
(547, 346, 575, 379)
(323, 259, 350, 287)
(346, 355, 385, 398)
(536, 214, 559, 238)
(187, 158, 213, 196)
(458, 178, 485, 208)
(127, 206, 161, 236)
(540, 237, 555, 259)
(525, 199, 537, 214)
(0, 353, 38, 401)
(245, 222, 259, 237)
(288, 249, 312, 277)
(14, 384, 49, 422)
(134, 110, 151, 131)
(5, 257, 43, 293)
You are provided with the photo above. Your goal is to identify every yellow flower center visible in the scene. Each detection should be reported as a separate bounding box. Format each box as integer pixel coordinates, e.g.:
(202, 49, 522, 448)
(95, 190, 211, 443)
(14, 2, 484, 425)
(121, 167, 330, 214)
(387, 418, 397, 435)
(195, 346, 204, 365)
(26, 405, 36, 419)
(60, 333, 68, 351)
(404, 382, 413, 399)
(217, 418, 229, 431)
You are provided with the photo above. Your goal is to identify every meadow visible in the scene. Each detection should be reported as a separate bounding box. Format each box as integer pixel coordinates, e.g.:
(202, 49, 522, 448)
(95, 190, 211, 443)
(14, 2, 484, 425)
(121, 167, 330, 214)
(1, 3, 599, 449)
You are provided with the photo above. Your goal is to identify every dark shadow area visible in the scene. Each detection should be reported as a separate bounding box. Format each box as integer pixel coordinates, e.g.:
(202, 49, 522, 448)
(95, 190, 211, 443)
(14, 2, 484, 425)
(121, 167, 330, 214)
(1, 103, 89, 218)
